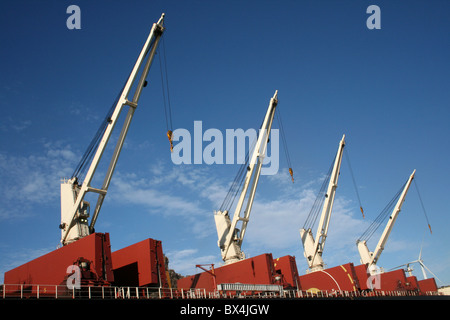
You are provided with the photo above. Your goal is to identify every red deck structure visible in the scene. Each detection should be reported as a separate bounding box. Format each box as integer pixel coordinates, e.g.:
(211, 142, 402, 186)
(177, 253, 280, 292)
(111, 238, 168, 288)
(297, 263, 360, 293)
(418, 278, 438, 293)
(354, 264, 423, 293)
(273, 255, 300, 289)
(4, 233, 114, 294)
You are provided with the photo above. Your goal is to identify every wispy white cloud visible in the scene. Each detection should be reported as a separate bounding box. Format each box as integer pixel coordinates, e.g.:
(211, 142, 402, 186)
(0, 141, 78, 220)
(114, 162, 415, 275)
(108, 164, 230, 241)
(245, 189, 315, 252)
(110, 165, 225, 215)
(110, 162, 370, 274)
(112, 173, 201, 215)
(242, 186, 369, 270)
(12, 120, 32, 132)
(0, 117, 32, 133)
(68, 101, 101, 123)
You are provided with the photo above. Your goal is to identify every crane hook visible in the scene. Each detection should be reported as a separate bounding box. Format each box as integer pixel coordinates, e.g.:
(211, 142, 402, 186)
(167, 130, 173, 152)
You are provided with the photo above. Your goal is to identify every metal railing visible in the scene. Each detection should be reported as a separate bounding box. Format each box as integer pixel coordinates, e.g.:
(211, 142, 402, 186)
(0, 283, 441, 300)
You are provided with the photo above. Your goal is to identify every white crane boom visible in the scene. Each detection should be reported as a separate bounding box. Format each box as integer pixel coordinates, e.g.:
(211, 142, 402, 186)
(214, 90, 278, 264)
(300, 134, 345, 273)
(357, 169, 416, 269)
(60, 14, 165, 246)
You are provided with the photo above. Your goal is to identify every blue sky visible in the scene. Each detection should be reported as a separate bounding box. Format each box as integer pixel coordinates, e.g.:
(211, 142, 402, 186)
(1, 0, 449, 287)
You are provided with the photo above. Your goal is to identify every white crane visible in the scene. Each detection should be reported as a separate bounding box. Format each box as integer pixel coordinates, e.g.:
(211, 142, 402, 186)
(59, 14, 165, 246)
(214, 90, 278, 265)
(300, 134, 346, 273)
(356, 169, 416, 273)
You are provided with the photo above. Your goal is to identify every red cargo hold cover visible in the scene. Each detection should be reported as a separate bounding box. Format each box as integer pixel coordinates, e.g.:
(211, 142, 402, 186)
(177, 253, 276, 292)
(418, 278, 438, 293)
(273, 255, 300, 289)
(298, 263, 360, 292)
(4, 233, 114, 290)
(111, 238, 168, 288)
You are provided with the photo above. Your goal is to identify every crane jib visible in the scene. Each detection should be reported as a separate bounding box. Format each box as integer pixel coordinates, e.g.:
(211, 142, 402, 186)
(60, 14, 166, 246)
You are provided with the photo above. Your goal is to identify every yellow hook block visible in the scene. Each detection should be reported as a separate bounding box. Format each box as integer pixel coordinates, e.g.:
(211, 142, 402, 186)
(167, 130, 173, 152)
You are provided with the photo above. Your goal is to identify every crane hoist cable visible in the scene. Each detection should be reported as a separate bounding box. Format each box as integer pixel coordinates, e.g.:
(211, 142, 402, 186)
(158, 35, 174, 152)
(219, 114, 267, 214)
(413, 178, 432, 234)
(219, 110, 271, 214)
(71, 30, 166, 181)
(302, 158, 333, 230)
(218, 100, 290, 214)
(219, 137, 258, 213)
(276, 107, 294, 183)
(219, 151, 250, 213)
(357, 181, 406, 242)
(344, 148, 365, 218)
(358, 173, 432, 244)
(71, 79, 128, 182)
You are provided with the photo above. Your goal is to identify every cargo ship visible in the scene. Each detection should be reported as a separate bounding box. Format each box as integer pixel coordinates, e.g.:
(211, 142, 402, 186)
(1, 13, 447, 302)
